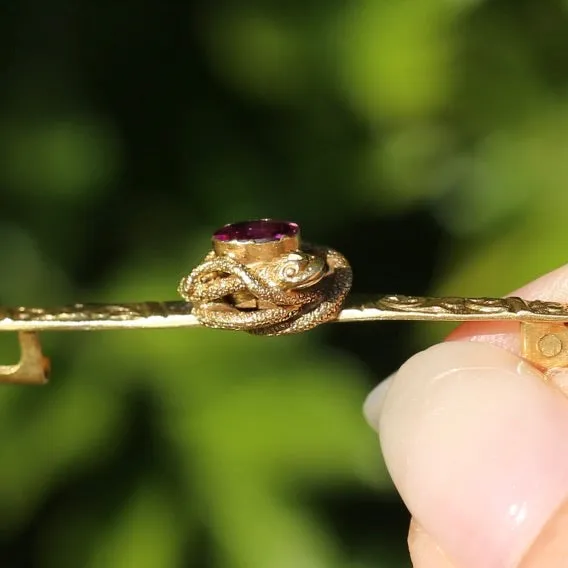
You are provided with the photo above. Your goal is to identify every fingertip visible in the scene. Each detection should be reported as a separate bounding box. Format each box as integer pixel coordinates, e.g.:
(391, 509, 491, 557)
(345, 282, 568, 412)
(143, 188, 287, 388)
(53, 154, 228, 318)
(378, 340, 568, 568)
(520, 498, 568, 567)
(408, 520, 456, 568)
(363, 374, 394, 431)
(409, 502, 568, 568)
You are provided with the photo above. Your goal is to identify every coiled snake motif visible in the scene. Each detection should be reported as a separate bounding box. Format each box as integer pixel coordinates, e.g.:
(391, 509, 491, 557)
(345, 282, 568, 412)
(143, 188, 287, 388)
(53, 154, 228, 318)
(178, 245, 352, 335)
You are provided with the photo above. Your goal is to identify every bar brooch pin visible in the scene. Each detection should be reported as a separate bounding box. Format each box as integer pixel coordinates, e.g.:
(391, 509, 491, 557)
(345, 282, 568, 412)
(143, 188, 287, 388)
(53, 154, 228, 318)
(0, 219, 564, 384)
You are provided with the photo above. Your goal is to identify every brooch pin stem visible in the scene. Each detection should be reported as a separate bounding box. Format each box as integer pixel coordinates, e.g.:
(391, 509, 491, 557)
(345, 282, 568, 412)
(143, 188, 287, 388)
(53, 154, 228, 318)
(0, 332, 49, 385)
(1, 219, 568, 382)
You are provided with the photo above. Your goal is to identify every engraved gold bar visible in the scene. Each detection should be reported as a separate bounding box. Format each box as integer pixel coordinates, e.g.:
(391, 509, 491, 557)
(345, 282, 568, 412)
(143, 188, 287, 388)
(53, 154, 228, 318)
(2, 296, 568, 331)
(1, 294, 568, 384)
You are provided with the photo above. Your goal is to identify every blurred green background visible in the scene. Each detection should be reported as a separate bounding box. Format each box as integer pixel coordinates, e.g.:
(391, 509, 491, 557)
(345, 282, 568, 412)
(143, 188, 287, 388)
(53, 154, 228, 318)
(1, 0, 568, 566)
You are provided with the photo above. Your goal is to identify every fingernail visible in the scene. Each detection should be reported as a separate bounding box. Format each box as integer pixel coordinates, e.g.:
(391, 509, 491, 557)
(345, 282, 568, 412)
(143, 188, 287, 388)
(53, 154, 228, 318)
(408, 520, 456, 568)
(377, 341, 568, 568)
(363, 374, 394, 431)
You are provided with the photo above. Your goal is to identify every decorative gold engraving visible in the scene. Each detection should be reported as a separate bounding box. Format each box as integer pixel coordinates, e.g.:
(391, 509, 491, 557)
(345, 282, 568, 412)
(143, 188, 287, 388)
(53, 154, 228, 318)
(337, 295, 568, 322)
(3, 294, 568, 384)
(178, 245, 352, 335)
(0, 302, 197, 331)
(5, 213, 568, 383)
(1, 295, 568, 333)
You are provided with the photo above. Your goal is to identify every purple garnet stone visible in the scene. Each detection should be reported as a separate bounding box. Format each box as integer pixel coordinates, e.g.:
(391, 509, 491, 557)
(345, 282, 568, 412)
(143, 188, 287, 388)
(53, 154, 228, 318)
(213, 220, 299, 243)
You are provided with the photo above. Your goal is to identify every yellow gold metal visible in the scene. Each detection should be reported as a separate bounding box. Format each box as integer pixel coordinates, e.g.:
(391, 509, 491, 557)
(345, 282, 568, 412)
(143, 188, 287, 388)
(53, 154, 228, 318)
(3, 296, 568, 332)
(0, 332, 50, 385)
(0, 256, 568, 384)
(4, 296, 568, 333)
(0, 295, 568, 382)
(520, 322, 568, 372)
(179, 243, 351, 335)
(213, 232, 300, 263)
(0, 302, 197, 331)
(5, 214, 568, 383)
(336, 295, 568, 323)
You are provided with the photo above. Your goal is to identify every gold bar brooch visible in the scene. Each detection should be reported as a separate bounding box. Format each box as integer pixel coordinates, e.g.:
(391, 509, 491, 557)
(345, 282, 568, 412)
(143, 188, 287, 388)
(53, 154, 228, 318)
(2, 219, 565, 384)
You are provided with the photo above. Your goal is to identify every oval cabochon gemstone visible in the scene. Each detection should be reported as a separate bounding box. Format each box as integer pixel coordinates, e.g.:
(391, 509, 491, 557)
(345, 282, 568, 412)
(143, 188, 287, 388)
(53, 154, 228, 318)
(213, 220, 299, 243)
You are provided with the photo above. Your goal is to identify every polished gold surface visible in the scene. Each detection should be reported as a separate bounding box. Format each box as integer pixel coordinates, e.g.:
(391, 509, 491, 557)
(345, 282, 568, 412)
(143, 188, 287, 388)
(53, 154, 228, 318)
(179, 244, 351, 335)
(2, 295, 568, 384)
(521, 322, 568, 372)
(337, 295, 568, 322)
(2, 295, 568, 332)
(7, 214, 568, 386)
(0, 332, 50, 385)
(213, 232, 301, 262)
(0, 301, 198, 331)
(189, 220, 353, 335)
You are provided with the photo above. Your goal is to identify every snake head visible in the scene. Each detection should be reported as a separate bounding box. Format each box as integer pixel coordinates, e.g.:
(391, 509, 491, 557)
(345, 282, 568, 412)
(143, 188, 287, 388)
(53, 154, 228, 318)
(263, 252, 327, 290)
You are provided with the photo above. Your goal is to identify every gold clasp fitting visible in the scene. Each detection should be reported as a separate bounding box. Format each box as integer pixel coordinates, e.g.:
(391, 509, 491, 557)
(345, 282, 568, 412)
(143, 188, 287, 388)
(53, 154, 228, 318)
(521, 322, 568, 373)
(0, 332, 50, 385)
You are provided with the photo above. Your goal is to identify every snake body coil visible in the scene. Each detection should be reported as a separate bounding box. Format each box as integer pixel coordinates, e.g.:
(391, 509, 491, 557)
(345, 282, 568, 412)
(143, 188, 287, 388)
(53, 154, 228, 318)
(178, 245, 352, 335)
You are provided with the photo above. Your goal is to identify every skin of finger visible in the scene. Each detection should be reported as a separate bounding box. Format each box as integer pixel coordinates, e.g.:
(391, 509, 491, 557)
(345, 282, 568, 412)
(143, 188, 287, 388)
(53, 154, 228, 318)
(379, 342, 568, 567)
(408, 520, 456, 568)
(519, 498, 568, 567)
(362, 374, 393, 431)
(404, 264, 568, 567)
(409, 502, 568, 568)
(447, 262, 568, 351)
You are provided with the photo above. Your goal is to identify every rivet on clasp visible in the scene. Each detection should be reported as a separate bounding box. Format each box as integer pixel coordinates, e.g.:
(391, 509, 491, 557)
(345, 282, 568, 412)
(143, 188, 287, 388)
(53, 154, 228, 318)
(0, 332, 50, 385)
(521, 322, 568, 372)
